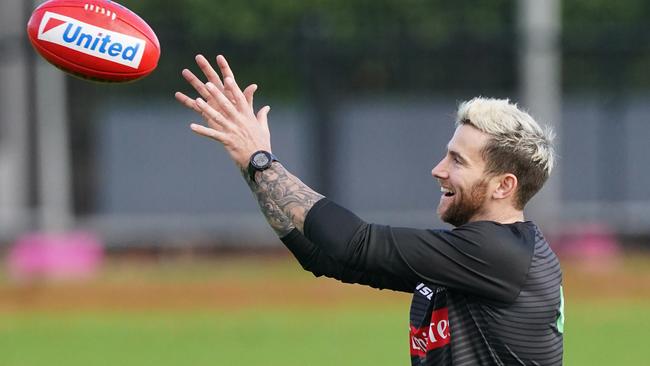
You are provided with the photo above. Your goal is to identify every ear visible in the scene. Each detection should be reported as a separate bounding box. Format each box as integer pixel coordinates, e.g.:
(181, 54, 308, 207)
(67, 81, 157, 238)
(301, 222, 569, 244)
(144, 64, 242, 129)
(492, 173, 518, 200)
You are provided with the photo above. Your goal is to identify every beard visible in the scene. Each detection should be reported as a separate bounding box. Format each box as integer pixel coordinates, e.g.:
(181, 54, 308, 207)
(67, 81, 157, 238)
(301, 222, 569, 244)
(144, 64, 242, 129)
(439, 179, 488, 227)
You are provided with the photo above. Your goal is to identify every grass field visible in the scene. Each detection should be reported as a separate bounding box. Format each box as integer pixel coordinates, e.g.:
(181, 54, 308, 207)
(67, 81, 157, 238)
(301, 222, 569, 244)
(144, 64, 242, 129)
(1, 254, 649, 366)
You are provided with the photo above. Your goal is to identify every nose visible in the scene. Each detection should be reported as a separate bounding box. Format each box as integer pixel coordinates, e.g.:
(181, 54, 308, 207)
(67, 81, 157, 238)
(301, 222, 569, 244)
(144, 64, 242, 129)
(431, 158, 448, 179)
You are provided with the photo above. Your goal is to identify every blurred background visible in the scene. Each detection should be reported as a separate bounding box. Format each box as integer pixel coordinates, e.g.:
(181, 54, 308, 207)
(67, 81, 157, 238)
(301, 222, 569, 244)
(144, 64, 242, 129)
(1, 0, 649, 365)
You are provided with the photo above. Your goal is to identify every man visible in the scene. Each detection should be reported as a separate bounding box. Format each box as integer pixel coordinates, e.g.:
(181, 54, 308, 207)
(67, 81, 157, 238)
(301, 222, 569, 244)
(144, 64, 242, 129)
(175, 54, 564, 365)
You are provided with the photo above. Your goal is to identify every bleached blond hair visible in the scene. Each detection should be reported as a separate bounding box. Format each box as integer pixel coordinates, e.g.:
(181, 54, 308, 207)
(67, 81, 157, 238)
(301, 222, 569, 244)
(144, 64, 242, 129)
(456, 97, 556, 209)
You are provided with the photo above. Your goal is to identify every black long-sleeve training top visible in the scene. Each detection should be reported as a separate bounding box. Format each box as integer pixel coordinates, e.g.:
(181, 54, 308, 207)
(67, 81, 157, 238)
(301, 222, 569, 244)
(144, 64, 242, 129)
(281, 198, 564, 366)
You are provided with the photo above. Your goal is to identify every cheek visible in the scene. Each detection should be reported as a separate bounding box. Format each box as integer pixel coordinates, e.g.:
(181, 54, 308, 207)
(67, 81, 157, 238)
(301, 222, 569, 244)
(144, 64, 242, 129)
(457, 171, 485, 191)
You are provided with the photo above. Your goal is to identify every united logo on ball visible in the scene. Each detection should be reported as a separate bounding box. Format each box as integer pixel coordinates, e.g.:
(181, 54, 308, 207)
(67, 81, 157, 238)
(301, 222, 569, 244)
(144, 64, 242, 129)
(27, 0, 160, 82)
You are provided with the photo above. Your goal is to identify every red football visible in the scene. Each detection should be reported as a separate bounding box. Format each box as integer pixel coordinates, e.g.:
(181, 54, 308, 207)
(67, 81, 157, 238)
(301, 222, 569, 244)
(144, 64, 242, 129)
(27, 0, 160, 82)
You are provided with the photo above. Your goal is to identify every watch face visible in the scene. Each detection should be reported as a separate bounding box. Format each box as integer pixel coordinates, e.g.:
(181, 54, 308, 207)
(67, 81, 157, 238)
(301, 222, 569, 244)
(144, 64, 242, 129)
(252, 152, 271, 168)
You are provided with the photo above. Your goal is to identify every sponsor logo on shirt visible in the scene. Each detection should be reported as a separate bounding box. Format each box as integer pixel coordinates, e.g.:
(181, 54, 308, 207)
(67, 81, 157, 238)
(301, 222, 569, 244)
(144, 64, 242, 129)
(415, 283, 445, 300)
(409, 307, 450, 356)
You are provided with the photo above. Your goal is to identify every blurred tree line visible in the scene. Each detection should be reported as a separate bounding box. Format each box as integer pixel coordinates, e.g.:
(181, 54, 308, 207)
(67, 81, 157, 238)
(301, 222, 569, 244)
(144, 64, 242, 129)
(563, 0, 650, 92)
(97, 0, 649, 98)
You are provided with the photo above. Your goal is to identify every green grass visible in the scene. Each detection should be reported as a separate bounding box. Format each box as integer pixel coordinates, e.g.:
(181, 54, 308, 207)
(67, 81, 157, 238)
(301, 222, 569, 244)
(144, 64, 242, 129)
(1, 255, 650, 366)
(1, 301, 649, 366)
(564, 300, 650, 366)
(0, 307, 406, 366)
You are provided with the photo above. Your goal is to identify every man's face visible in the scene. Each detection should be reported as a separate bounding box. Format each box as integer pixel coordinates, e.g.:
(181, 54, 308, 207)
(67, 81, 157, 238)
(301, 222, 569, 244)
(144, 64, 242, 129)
(431, 124, 491, 227)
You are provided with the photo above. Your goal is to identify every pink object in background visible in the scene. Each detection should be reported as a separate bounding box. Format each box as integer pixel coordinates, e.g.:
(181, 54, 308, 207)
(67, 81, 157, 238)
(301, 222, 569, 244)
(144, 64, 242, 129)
(7, 231, 104, 281)
(550, 222, 621, 270)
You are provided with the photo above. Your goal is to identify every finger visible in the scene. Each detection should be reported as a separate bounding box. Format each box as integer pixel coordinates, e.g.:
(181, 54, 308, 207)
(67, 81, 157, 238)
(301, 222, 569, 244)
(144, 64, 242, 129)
(190, 123, 227, 142)
(223, 77, 248, 112)
(181, 68, 229, 115)
(195, 54, 224, 90)
(243, 84, 257, 109)
(205, 82, 238, 118)
(199, 110, 225, 132)
(257, 105, 271, 131)
(198, 110, 225, 132)
(175, 91, 200, 112)
(214, 56, 248, 106)
(196, 97, 234, 130)
(214, 55, 238, 104)
(182, 69, 211, 101)
(223, 90, 239, 106)
(216, 55, 235, 81)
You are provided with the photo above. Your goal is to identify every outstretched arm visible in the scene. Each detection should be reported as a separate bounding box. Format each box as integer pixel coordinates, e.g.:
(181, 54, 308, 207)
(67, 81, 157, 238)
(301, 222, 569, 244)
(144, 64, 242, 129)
(173, 55, 414, 292)
(175, 54, 322, 234)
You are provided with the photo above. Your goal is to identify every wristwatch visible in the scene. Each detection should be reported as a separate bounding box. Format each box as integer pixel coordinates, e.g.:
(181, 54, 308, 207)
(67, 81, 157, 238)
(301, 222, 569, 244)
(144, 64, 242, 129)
(247, 150, 278, 182)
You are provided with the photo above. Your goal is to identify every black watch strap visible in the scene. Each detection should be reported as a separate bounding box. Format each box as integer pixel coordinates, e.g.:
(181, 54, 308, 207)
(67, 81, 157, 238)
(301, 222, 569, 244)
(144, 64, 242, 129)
(247, 150, 278, 182)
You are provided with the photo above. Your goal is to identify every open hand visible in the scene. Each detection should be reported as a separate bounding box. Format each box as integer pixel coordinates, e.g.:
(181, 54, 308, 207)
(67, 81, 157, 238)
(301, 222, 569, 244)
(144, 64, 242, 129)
(175, 55, 271, 168)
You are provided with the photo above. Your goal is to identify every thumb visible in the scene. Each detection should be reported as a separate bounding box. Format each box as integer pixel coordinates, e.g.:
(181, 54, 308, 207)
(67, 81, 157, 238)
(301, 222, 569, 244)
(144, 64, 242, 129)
(257, 105, 271, 130)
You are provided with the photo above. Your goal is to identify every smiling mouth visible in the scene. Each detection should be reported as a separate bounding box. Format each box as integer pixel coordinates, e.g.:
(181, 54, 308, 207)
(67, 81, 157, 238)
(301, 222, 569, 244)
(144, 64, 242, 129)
(440, 187, 455, 197)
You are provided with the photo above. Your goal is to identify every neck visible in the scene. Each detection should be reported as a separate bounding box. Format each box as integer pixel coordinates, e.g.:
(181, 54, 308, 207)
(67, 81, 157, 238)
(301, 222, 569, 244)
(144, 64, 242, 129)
(471, 207, 525, 225)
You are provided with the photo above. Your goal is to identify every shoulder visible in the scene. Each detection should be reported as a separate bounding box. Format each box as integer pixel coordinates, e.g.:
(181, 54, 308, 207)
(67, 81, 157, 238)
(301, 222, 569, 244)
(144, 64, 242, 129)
(449, 221, 538, 266)
(452, 221, 537, 245)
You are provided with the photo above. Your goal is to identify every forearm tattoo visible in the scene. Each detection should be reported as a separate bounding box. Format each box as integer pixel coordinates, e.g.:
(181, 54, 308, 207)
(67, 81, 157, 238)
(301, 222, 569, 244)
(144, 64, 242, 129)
(242, 163, 324, 236)
(242, 166, 296, 237)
